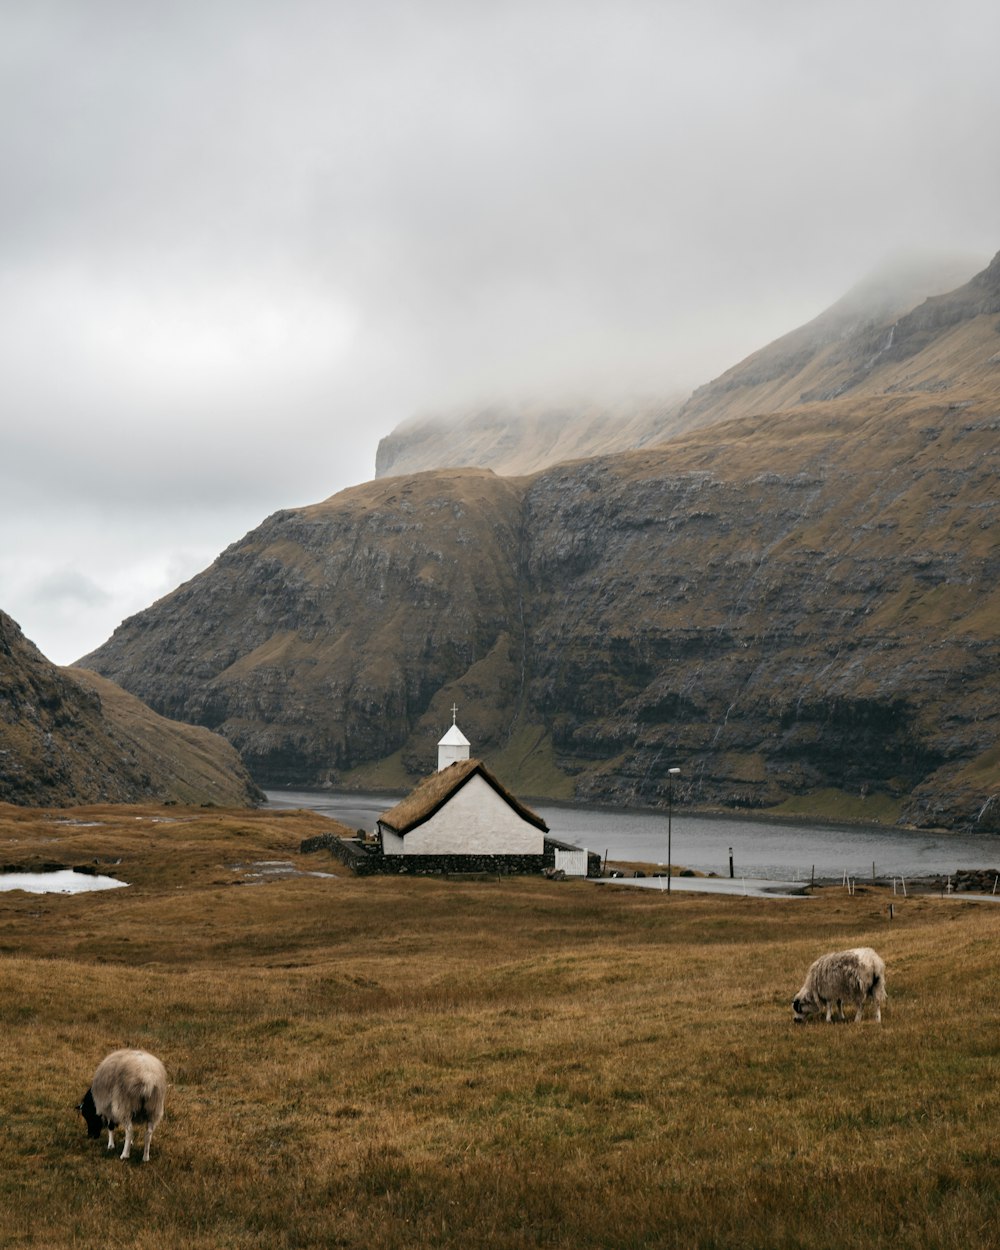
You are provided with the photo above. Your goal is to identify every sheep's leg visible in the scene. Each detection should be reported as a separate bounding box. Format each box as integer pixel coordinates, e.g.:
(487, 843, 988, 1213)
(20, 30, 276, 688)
(121, 1121, 133, 1160)
(106, 1129, 115, 1151)
(854, 1002, 864, 1022)
(874, 1001, 882, 1024)
(836, 999, 846, 1021)
(142, 1122, 155, 1162)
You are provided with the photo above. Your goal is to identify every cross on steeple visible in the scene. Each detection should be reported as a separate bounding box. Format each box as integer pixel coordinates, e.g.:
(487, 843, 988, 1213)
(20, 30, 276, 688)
(451, 703, 458, 725)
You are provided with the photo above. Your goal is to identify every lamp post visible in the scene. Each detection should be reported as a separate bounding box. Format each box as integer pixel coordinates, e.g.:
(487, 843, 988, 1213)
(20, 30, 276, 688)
(667, 767, 681, 895)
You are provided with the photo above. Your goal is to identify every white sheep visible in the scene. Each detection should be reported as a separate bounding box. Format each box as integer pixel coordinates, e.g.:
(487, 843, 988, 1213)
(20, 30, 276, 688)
(792, 947, 887, 1024)
(78, 1049, 167, 1161)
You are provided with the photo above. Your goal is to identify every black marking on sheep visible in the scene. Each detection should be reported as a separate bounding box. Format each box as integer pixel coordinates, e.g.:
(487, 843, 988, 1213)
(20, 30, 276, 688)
(77, 1089, 103, 1139)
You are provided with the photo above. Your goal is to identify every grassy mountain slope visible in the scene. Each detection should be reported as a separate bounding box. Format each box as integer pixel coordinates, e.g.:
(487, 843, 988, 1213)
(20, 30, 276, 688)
(521, 390, 998, 829)
(81, 255, 1000, 831)
(0, 610, 261, 807)
(672, 252, 991, 431)
(82, 469, 527, 787)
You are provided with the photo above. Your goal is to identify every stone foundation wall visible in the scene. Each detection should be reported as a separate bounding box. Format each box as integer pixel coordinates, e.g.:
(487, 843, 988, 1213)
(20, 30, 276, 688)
(380, 851, 549, 876)
(300, 834, 600, 878)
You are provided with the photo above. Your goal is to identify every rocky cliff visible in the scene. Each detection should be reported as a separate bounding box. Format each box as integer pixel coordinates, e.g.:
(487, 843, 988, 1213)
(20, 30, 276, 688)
(81, 254, 1000, 832)
(0, 610, 261, 806)
(81, 469, 528, 789)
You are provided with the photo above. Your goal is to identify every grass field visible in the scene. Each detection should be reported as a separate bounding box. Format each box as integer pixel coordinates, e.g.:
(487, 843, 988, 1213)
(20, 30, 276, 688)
(1, 802, 998, 1249)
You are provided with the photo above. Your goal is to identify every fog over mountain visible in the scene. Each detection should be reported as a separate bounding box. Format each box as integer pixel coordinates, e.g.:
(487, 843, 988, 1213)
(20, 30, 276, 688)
(2, 0, 999, 664)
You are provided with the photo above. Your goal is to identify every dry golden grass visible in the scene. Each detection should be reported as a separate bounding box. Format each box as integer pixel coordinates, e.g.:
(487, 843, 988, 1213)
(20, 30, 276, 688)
(2, 804, 999, 1249)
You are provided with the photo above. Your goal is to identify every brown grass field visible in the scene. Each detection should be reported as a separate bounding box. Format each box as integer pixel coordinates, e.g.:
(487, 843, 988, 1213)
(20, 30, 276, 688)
(1, 803, 998, 1249)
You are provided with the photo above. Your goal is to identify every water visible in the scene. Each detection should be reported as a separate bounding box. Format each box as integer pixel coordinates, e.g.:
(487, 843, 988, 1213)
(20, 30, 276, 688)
(0, 869, 129, 895)
(267, 789, 1000, 882)
(537, 805, 1000, 882)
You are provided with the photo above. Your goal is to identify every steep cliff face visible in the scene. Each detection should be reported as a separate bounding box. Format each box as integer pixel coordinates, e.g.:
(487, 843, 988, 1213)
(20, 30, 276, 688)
(84, 470, 527, 786)
(81, 390, 999, 829)
(519, 395, 999, 829)
(0, 611, 261, 807)
(80, 255, 1000, 831)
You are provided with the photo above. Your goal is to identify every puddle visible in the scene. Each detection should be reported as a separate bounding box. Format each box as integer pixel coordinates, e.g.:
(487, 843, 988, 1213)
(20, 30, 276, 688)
(0, 870, 129, 894)
(230, 860, 337, 883)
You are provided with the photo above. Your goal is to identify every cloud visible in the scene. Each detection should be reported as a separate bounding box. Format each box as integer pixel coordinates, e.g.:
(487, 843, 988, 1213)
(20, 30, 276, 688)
(1, 0, 998, 664)
(25, 568, 111, 610)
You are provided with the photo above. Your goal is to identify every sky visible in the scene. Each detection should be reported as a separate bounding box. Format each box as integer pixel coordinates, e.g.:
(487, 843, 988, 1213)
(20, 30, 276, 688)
(2, 0, 998, 666)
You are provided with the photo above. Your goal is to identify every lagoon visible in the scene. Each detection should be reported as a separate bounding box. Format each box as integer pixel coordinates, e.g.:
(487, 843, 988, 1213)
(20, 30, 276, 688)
(266, 789, 1000, 882)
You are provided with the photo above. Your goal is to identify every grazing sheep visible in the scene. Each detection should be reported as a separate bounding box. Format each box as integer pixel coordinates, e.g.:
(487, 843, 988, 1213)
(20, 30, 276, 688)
(78, 1049, 167, 1161)
(792, 947, 886, 1024)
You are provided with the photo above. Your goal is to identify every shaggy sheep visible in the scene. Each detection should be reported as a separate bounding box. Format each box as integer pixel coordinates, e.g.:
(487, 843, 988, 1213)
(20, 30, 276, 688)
(78, 1049, 167, 1161)
(792, 947, 886, 1024)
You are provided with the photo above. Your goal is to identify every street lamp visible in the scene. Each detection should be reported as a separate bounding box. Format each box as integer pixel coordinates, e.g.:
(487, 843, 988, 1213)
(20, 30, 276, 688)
(667, 767, 681, 895)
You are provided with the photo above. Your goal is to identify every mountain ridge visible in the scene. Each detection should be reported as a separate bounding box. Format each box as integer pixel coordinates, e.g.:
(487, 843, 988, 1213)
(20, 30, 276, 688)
(375, 252, 984, 479)
(79, 252, 1000, 831)
(0, 609, 261, 807)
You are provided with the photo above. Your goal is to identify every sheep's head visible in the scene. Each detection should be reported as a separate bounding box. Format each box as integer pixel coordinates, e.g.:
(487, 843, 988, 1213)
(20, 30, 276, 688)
(791, 988, 820, 1023)
(78, 1088, 102, 1138)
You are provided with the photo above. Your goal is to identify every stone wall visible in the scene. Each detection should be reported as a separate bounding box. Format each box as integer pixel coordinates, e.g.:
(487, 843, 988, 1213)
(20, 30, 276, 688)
(300, 833, 600, 878)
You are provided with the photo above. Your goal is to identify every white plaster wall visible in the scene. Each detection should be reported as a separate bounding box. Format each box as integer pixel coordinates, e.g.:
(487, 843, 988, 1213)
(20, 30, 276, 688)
(395, 774, 544, 855)
(380, 826, 406, 854)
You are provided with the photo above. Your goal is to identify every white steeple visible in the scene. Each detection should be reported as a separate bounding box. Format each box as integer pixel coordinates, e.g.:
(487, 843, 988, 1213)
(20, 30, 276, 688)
(437, 704, 470, 770)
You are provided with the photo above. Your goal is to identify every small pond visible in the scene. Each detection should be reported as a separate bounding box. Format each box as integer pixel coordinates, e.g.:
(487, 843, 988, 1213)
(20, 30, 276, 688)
(0, 870, 129, 895)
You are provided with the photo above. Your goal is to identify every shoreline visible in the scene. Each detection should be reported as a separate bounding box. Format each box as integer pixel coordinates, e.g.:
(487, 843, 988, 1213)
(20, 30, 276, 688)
(266, 784, 945, 837)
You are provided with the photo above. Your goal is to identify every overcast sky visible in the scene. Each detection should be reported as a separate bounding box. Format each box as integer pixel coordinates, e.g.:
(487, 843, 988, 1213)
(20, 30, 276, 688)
(2, 0, 998, 665)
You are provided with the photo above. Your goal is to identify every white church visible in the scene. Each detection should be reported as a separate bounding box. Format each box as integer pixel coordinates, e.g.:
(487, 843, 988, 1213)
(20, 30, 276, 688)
(375, 714, 551, 868)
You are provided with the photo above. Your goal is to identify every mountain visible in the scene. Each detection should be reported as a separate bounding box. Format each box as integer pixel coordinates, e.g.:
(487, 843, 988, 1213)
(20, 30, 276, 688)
(0, 610, 262, 807)
(673, 251, 988, 431)
(375, 253, 981, 480)
(80, 253, 1000, 832)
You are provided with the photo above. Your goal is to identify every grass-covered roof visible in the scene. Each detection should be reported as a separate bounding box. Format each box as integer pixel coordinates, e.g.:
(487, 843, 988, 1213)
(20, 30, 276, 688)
(378, 759, 549, 836)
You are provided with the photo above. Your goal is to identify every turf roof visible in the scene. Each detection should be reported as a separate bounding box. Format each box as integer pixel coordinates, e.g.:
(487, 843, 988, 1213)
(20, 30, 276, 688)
(378, 758, 549, 836)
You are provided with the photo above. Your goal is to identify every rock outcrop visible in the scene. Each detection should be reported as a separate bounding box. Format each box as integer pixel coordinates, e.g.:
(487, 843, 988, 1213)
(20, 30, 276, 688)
(0, 610, 261, 807)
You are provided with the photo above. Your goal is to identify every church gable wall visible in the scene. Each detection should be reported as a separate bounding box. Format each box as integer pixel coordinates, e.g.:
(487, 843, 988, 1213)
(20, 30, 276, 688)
(401, 773, 544, 856)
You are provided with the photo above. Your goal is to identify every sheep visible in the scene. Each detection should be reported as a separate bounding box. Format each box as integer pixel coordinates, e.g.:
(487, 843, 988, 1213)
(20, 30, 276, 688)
(792, 947, 886, 1024)
(78, 1049, 167, 1161)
